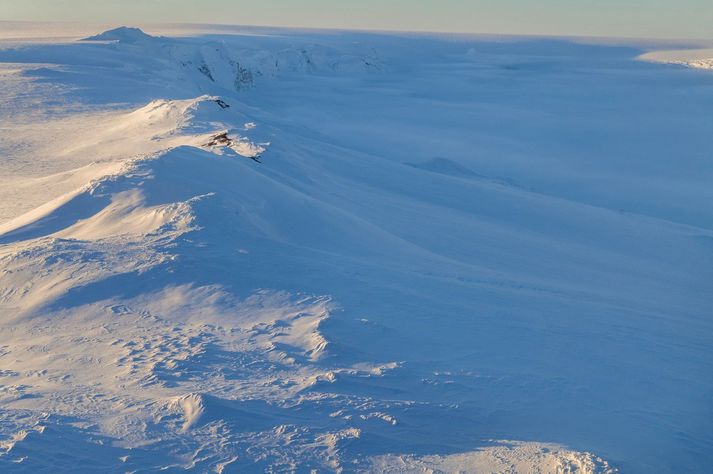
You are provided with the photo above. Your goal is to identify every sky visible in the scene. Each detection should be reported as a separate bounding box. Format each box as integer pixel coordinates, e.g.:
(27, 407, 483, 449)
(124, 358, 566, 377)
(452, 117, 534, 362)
(1, 0, 712, 40)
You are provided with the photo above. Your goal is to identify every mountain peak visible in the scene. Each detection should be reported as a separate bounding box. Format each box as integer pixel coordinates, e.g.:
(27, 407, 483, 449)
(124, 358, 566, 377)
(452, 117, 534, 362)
(82, 26, 156, 44)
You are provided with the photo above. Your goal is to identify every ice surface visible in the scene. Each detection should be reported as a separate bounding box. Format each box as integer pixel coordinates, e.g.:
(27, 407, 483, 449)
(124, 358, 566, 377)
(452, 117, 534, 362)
(0, 26, 712, 473)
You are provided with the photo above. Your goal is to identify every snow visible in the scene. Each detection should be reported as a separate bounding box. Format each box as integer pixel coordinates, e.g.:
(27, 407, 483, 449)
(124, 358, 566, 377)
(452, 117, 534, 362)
(371, 441, 617, 473)
(82, 26, 158, 44)
(639, 47, 713, 70)
(1, 25, 712, 473)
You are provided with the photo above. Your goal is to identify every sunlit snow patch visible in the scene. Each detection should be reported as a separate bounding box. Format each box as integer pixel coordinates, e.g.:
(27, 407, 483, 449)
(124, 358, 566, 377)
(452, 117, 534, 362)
(370, 441, 617, 474)
(639, 48, 713, 70)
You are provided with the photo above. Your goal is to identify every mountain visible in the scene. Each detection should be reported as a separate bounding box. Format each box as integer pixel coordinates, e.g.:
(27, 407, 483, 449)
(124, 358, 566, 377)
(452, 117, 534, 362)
(82, 26, 157, 43)
(1, 26, 712, 473)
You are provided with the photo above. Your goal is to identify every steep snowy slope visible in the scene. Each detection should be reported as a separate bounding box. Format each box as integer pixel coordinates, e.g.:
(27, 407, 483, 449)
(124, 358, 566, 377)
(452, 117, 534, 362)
(1, 27, 712, 473)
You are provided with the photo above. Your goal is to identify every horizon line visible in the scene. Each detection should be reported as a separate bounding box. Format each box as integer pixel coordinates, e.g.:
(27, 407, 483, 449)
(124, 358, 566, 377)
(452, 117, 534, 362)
(0, 20, 711, 45)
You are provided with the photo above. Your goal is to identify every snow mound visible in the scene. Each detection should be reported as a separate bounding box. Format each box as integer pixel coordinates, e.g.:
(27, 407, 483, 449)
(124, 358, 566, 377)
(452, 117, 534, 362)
(82, 26, 156, 44)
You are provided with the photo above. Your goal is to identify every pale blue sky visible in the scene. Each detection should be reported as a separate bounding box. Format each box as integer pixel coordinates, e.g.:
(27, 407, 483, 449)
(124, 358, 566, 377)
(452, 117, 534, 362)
(1, 0, 711, 39)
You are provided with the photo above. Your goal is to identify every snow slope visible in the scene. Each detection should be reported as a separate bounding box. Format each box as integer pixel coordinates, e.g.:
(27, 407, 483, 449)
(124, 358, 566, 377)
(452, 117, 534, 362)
(1, 26, 712, 473)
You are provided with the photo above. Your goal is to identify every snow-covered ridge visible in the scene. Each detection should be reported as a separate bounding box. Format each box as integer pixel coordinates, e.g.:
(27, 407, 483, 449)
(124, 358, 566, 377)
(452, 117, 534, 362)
(0, 90, 620, 471)
(79, 26, 383, 92)
(0, 95, 265, 243)
(0, 94, 396, 470)
(2, 26, 713, 473)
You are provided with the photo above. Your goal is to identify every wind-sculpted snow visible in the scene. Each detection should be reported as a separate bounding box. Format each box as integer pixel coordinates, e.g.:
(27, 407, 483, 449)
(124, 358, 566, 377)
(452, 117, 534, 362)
(0, 92, 622, 472)
(0, 142, 396, 469)
(1, 26, 712, 473)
